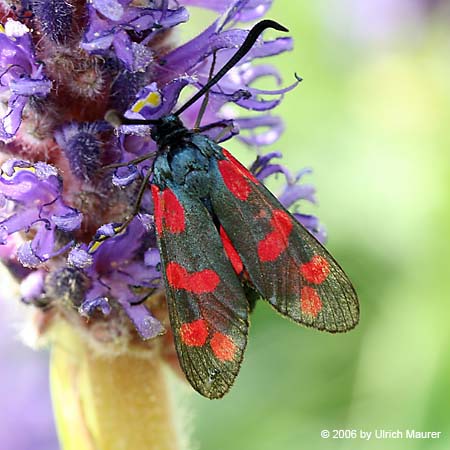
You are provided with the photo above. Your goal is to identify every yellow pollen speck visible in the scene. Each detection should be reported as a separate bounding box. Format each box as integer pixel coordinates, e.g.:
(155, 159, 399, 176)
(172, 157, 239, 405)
(131, 91, 161, 113)
(0, 24, 5, 34)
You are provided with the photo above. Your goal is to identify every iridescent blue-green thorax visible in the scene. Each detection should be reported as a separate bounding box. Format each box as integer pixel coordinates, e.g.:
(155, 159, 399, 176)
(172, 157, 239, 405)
(151, 115, 223, 198)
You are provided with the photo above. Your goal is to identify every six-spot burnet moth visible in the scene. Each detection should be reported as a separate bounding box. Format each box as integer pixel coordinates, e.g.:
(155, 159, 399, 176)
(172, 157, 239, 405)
(105, 19, 359, 399)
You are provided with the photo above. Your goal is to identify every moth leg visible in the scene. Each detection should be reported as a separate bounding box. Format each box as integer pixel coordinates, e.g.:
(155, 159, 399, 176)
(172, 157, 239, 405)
(212, 124, 236, 143)
(89, 167, 153, 250)
(102, 151, 157, 171)
(193, 51, 218, 130)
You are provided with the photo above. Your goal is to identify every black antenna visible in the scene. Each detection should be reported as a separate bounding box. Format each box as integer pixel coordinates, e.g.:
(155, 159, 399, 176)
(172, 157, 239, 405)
(174, 19, 288, 117)
(105, 110, 159, 127)
(105, 20, 288, 127)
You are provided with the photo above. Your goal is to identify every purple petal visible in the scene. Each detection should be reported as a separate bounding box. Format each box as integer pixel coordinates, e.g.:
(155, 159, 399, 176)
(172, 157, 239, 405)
(9, 77, 52, 97)
(79, 297, 112, 316)
(222, 0, 273, 23)
(92, 0, 124, 20)
(236, 115, 284, 147)
(88, 218, 147, 265)
(137, 213, 155, 232)
(120, 301, 164, 340)
(129, 42, 154, 73)
(0, 96, 28, 141)
(249, 36, 293, 58)
(81, 33, 114, 52)
(183, 0, 273, 22)
(127, 78, 194, 122)
(236, 95, 282, 111)
(112, 30, 137, 71)
(112, 165, 139, 187)
(144, 247, 160, 267)
(52, 209, 83, 232)
(294, 213, 327, 244)
(158, 27, 246, 85)
(33, 162, 59, 180)
(94, 223, 119, 239)
(68, 247, 93, 269)
(0, 226, 9, 245)
(17, 241, 42, 268)
(278, 183, 317, 208)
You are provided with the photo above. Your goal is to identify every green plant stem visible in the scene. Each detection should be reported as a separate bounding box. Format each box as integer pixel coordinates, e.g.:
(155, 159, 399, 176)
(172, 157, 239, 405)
(50, 321, 181, 450)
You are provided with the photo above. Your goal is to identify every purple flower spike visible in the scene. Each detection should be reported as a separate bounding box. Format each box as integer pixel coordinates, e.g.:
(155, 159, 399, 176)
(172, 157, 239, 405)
(0, 20, 52, 142)
(0, 160, 82, 266)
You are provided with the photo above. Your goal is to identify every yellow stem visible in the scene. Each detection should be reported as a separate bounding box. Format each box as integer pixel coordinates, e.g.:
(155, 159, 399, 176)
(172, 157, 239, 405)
(50, 321, 181, 450)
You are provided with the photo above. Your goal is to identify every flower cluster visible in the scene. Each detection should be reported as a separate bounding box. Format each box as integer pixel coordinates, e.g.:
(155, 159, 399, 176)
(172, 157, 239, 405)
(0, 0, 324, 348)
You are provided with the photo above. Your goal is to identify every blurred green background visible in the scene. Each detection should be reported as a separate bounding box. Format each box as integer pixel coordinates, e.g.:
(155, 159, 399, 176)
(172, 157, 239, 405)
(188, 2, 450, 450)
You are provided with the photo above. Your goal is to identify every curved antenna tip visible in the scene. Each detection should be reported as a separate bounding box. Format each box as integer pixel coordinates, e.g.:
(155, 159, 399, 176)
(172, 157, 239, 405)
(174, 19, 291, 117)
(294, 73, 303, 82)
(261, 20, 289, 33)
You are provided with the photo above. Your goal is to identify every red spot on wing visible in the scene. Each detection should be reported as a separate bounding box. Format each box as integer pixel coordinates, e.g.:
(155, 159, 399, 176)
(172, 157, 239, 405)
(166, 262, 220, 294)
(210, 332, 237, 361)
(300, 255, 330, 284)
(220, 226, 244, 275)
(161, 188, 185, 233)
(151, 184, 163, 234)
(218, 159, 251, 201)
(300, 286, 322, 317)
(180, 319, 208, 346)
(257, 209, 293, 262)
(218, 149, 259, 201)
(222, 149, 259, 184)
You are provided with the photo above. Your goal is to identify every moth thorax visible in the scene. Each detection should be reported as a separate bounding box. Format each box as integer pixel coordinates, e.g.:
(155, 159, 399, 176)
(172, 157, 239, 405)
(183, 170, 211, 197)
(151, 115, 190, 148)
(170, 147, 211, 197)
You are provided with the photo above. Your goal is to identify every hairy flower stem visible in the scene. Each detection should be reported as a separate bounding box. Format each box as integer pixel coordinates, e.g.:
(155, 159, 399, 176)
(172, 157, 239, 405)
(50, 321, 181, 450)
